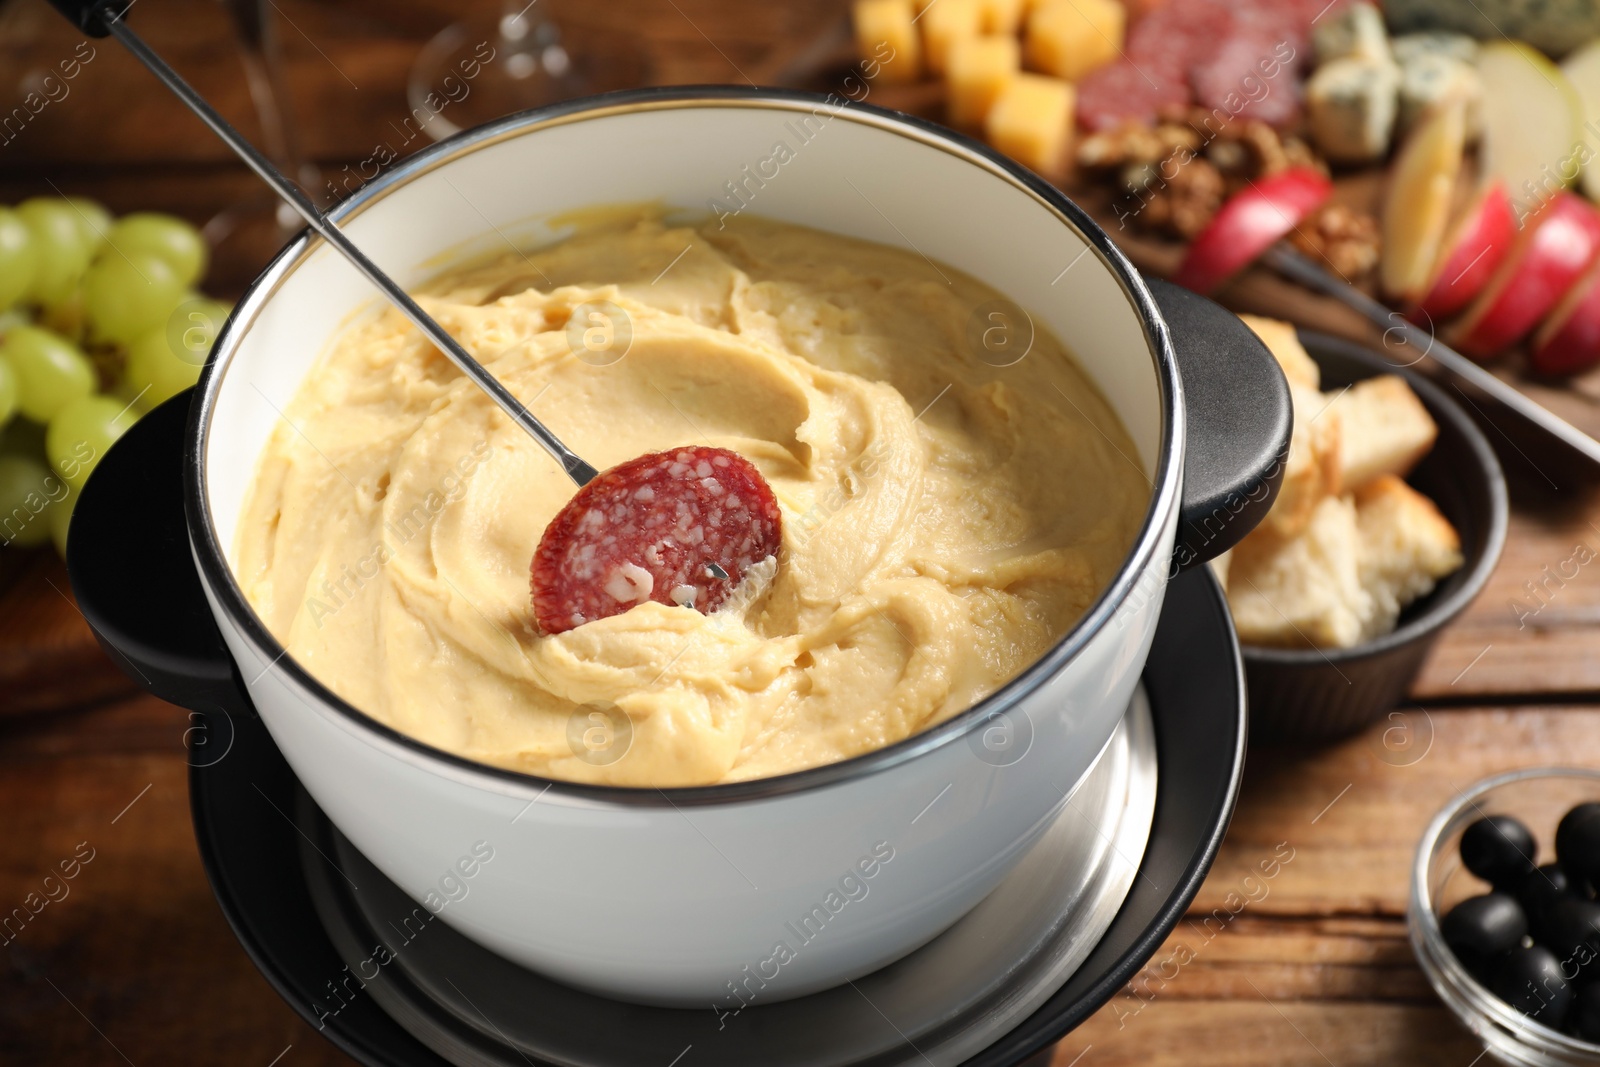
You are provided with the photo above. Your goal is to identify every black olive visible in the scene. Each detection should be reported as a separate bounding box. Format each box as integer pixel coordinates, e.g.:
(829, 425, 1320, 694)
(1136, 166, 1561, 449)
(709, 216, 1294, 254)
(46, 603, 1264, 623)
(1442, 893, 1529, 958)
(1461, 815, 1538, 889)
(1544, 897, 1600, 979)
(1517, 864, 1574, 943)
(1556, 803, 1600, 892)
(1571, 983, 1600, 1043)
(1491, 944, 1573, 1027)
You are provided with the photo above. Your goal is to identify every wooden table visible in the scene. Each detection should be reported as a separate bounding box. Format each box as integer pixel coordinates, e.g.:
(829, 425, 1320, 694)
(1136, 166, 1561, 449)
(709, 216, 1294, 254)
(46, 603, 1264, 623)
(3, 0, 1599, 1063)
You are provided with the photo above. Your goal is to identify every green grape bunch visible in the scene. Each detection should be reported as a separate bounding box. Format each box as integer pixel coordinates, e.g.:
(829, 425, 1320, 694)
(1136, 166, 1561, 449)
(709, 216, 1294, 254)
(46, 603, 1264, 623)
(0, 195, 229, 558)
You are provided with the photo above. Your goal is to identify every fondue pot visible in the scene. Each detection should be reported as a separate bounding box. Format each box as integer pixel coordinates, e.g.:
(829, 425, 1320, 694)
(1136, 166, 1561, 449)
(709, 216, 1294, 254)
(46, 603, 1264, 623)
(68, 89, 1289, 1008)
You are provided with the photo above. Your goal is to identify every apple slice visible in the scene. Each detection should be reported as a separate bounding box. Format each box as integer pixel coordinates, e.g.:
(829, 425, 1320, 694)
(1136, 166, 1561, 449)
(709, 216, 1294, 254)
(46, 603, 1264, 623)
(1172, 168, 1334, 295)
(1381, 99, 1467, 304)
(1452, 192, 1600, 360)
(1561, 38, 1600, 203)
(1531, 258, 1600, 375)
(1413, 182, 1517, 321)
(1478, 42, 1584, 218)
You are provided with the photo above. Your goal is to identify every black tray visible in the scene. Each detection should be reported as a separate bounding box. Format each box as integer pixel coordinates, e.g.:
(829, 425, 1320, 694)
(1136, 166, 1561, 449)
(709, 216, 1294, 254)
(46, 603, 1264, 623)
(189, 562, 1245, 1067)
(68, 393, 1247, 1066)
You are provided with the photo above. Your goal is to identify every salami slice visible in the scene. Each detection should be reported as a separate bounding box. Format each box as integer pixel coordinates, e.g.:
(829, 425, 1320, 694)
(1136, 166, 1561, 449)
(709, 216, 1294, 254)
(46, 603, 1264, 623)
(1127, 0, 1232, 66)
(531, 446, 782, 635)
(1189, 32, 1304, 127)
(1082, 0, 1241, 130)
(1077, 61, 1189, 132)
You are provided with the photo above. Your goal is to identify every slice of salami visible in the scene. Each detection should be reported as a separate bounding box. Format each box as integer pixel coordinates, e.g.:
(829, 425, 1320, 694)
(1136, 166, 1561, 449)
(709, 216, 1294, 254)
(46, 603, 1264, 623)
(1077, 62, 1190, 132)
(1232, 0, 1312, 55)
(1127, 0, 1232, 66)
(531, 446, 782, 635)
(1084, 0, 1237, 129)
(1189, 32, 1304, 127)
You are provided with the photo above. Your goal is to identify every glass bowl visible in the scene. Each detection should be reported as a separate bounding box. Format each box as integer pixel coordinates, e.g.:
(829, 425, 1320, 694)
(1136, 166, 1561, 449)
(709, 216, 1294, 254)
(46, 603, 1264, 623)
(1411, 768, 1600, 1066)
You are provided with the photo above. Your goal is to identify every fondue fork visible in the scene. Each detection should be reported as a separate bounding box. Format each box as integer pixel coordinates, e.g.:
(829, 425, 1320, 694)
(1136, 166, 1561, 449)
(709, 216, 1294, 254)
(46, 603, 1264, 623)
(49, 0, 600, 486)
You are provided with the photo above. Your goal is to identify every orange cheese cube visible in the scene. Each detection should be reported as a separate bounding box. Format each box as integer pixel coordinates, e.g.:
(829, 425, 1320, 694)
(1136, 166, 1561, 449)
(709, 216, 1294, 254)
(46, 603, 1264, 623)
(922, 0, 985, 75)
(946, 36, 1022, 126)
(979, 0, 1026, 34)
(985, 72, 1075, 174)
(1024, 0, 1125, 82)
(854, 0, 923, 84)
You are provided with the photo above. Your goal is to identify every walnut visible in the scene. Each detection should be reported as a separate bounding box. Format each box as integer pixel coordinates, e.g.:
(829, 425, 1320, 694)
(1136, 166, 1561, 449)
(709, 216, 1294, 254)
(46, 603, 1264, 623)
(1092, 107, 1326, 242)
(1077, 120, 1188, 171)
(1281, 135, 1325, 176)
(1076, 130, 1127, 170)
(1124, 153, 1226, 239)
(1290, 202, 1381, 281)
(1154, 122, 1203, 155)
(1120, 161, 1159, 196)
(1205, 138, 1250, 177)
(1234, 120, 1290, 178)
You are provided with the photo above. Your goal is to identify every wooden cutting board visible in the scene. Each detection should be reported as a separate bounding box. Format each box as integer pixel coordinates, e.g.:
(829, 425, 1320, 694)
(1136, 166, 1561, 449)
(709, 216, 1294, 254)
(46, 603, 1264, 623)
(849, 74, 1600, 467)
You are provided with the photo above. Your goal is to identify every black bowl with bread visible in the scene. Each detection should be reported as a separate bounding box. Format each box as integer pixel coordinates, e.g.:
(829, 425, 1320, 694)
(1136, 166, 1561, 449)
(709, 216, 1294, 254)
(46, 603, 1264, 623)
(1214, 322, 1508, 743)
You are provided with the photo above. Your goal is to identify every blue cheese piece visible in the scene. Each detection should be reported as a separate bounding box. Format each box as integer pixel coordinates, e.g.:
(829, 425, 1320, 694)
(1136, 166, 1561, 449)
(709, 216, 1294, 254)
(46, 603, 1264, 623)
(1391, 31, 1479, 66)
(1307, 56, 1402, 164)
(1385, 0, 1600, 59)
(1313, 1, 1392, 65)
(1397, 51, 1484, 141)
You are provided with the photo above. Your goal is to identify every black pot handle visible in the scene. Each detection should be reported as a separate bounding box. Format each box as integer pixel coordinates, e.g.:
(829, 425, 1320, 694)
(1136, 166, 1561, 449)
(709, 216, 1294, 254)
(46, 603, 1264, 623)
(1147, 278, 1292, 570)
(67, 289, 1284, 703)
(66, 390, 253, 715)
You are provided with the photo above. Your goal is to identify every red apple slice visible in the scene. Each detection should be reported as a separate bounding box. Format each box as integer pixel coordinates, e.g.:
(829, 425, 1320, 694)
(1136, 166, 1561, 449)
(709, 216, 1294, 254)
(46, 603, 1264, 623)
(1530, 258, 1600, 375)
(1413, 182, 1517, 322)
(1451, 192, 1600, 360)
(1172, 168, 1334, 295)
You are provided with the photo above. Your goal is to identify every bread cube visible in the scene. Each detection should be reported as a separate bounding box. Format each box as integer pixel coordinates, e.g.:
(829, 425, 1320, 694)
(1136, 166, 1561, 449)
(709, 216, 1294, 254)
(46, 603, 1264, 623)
(984, 73, 1075, 174)
(978, 0, 1026, 33)
(1239, 313, 1320, 390)
(1258, 381, 1342, 540)
(947, 35, 1022, 126)
(922, 0, 985, 74)
(1024, 0, 1125, 82)
(1227, 494, 1372, 649)
(1328, 374, 1437, 492)
(855, 0, 924, 83)
(1354, 474, 1462, 639)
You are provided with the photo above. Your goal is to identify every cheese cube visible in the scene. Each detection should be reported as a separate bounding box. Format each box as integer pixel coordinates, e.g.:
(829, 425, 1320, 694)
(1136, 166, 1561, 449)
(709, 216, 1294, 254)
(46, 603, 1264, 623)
(855, 0, 924, 84)
(1397, 51, 1484, 141)
(922, 0, 985, 75)
(1311, 1, 1391, 65)
(1024, 0, 1125, 82)
(985, 72, 1075, 174)
(947, 36, 1022, 126)
(1306, 56, 1401, 164)
(979, 0, 1026, 33)
(1392, 32, 1479, 66)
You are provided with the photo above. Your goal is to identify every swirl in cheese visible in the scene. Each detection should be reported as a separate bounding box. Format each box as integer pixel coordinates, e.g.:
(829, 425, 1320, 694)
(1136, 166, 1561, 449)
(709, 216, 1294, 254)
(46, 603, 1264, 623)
(234, 214, 1147, 785)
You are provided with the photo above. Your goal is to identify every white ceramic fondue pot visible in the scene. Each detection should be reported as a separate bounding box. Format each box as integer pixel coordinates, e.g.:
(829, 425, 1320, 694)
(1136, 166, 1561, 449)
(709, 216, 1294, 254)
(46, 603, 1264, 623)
(69, 89, 1290, 1008)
